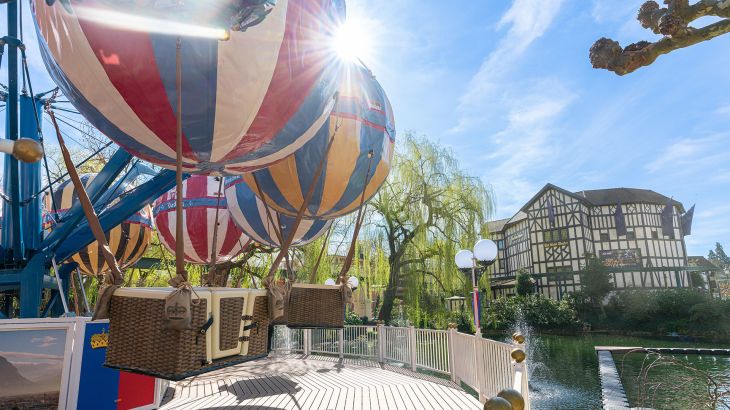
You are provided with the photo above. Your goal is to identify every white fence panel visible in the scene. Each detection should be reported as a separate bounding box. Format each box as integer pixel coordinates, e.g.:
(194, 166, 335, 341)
(477, 337, 513, 399)
(415, 329, 450, 374)
(310, 328, 341, 355)
(271, 326, 304, 353)
(452, 332, 478, 388)
(383, 326, 411, 365)
(343, 325, 378, 358)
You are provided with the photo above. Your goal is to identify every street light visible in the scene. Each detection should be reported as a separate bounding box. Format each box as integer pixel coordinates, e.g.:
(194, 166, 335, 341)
(455, 239, 498, 335)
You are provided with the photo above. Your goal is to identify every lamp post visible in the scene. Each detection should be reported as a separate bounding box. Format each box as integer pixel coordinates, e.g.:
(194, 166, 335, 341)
(455, 239, 497, 335)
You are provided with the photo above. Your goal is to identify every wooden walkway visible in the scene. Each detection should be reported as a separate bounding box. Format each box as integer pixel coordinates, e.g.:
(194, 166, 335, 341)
(160, 354, 482, 409)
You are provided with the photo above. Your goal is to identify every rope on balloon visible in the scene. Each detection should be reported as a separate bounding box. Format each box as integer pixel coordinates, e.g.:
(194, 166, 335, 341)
(47, 108, 124, 320)
(204, 176, 225, 286)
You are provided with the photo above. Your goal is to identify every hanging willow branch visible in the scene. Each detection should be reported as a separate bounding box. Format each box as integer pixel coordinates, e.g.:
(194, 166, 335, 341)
(590, 0, 730, 75)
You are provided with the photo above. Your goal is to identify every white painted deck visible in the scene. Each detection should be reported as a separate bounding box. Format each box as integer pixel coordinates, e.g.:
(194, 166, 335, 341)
(160, 354, 482, 409)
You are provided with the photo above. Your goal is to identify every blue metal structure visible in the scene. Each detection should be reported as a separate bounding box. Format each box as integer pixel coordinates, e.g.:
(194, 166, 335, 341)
(0, 1, 177, 318)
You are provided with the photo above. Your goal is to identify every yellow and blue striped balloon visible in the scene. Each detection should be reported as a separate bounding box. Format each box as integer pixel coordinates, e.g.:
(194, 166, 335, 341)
(242, 63, 395, 219)
(225, 177, 332, 248)
(44, 174, 153, 275)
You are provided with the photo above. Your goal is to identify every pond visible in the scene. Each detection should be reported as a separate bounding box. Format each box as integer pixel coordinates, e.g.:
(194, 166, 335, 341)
(484, 333, 729, 409)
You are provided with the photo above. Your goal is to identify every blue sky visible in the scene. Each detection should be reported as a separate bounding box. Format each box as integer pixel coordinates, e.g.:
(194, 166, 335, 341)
(345, 0, 730, 256)
(1, 0, 729, 256)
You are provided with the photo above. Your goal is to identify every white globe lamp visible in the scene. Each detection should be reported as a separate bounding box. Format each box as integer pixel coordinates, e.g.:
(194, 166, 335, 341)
(347, 276, 359, 290)
(454, 250, 474, 270)
(324, 278, 336, 286)
(473, 239, 498, 264)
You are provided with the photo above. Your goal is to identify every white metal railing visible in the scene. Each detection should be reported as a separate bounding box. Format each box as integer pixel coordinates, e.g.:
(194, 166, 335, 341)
(271, 324, 530, 408)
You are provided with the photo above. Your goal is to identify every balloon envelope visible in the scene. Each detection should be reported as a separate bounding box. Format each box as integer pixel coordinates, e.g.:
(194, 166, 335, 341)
(33, 0, 344, 174)
(44, 174, 152, 275)
(225, 176, 332, 247)
(153, 175, 250, 264)
(242, 62, 395, 218)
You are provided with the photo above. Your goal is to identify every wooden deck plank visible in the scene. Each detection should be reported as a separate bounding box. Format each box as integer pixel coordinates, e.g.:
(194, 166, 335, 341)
(161, 355, 481, 409)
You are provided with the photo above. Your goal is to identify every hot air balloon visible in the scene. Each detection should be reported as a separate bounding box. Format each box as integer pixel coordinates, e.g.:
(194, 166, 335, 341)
(32, 0, 345, 174)
(44, 174, 153, 275)
(153, 175, 250, 264)
(241, 63, 395, 219)
(225, 176, 332, 247)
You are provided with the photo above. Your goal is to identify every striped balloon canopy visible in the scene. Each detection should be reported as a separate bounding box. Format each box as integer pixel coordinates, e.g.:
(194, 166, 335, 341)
(153, 175, 250, 264)
(33, 0, 345, 174)
(225, 177, 332, 247)
(242, 63, 395, 219)
(44, 174, 152, 276)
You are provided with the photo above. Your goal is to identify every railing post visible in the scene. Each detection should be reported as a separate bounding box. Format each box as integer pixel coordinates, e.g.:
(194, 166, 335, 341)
(338, 328, 344, 359)
(511, 332, 529, 410)
(376, 321, 385, 363)
(408, 326, 417, 371)
(304, 329, 311, 356)
(474, 333, 485, 403)
(447, 323, 457, 383)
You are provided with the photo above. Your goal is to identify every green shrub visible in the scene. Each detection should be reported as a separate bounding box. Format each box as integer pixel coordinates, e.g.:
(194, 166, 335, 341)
(482, 295, 579, 331)
(345, 310, 363, 325)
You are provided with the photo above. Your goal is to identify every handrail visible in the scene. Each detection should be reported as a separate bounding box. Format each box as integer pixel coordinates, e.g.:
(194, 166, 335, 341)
(271, 324, 530, 408)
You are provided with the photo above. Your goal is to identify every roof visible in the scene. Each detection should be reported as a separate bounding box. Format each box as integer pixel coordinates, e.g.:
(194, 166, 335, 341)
(575, 187, 684, 211)
(687, 256, 721, 271)
(487, 218, 509, 234)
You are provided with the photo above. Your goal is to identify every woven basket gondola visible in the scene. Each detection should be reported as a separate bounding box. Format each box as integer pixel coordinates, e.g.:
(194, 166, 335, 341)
(287, 284, 344, 328)
(105, 287, 270, 381)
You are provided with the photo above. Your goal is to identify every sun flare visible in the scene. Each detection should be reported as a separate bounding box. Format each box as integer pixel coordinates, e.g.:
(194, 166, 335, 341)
(332, 18, 373, 63)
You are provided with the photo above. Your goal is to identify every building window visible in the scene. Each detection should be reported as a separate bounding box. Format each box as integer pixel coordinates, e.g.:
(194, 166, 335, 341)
(651, 231, 659, 239)
(498, 259, 504, 270)
(543, 228, 569, 242)
(626, 231, 636, 240)
(600, 232, 610, 241)
(497, 239, 505, 250)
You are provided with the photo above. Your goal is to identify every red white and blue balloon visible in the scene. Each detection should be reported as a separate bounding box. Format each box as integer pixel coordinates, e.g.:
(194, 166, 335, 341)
(153, 175, 250, 264)
(224, 176, 332, 247)
(32, 0, 345, 174)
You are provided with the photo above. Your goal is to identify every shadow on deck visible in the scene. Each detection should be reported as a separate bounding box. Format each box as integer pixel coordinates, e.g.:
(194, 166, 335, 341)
(160, 354, 481, 409)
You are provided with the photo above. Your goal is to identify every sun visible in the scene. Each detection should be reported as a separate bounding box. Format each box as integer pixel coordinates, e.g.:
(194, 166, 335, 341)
(331, 17, 373, 63)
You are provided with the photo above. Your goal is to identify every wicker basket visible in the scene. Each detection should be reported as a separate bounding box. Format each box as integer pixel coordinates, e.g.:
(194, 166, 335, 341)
(105, 287, 270, 381)
(243, 290, 270, 356)
(287, 284, 345, 328)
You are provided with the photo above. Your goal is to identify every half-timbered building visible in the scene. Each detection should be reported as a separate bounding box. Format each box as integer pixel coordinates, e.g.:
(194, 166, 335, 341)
(488, 183, 692, 300)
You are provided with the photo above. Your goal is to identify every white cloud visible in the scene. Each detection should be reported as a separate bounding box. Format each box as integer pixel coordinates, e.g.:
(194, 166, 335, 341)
(646, 134, 730, 174)
(451, 0, 565, 133)
(715, 104, 730, 116)
(482, 79, 577, 215)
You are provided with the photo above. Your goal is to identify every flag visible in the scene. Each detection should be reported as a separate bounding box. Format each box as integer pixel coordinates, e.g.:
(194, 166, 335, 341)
(614, 201, 627, 236)
(547, 197, 556, 227)
(681, 204, 695, 236)
(661, 198, 674, 237)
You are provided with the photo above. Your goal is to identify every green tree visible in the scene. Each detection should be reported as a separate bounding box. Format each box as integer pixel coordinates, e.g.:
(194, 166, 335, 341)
(369, 134, 493, 323)
(590, 0, 730, 75)
(515, 268, 535, 296)
(708, 242, 729, 272)
(579, 254, 613, 307)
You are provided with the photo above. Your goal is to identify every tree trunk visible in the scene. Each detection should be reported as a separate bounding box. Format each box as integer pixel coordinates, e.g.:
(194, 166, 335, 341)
(378, 258, 401, 323)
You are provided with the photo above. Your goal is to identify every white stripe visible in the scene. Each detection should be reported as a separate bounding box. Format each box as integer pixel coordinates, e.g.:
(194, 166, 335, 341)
(34, 2, 179, 161)
(210, 0, 289, 162)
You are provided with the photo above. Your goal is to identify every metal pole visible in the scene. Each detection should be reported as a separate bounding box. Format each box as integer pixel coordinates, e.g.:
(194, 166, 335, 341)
(5, 0, 24, 261)
(174, 37, 186, 279)
(471, 259, 481, 336)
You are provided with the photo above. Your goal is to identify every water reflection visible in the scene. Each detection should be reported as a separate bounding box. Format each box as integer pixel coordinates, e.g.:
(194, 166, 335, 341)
(485, 331, 728, 409)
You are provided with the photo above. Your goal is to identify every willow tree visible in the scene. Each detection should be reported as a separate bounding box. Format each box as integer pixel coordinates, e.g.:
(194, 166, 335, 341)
(590, 0, 730, 75)
(370, 134, 493, 323)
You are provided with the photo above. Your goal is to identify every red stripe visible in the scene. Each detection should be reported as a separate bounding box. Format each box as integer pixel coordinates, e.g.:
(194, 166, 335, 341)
(218, 219, 244, 258)
(75, 6, 198, 161)
(222, 0, 333, 161)
(333, 112, 387, 132)
(154, 210, 177, 257)
(185, 207, 210, 263)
